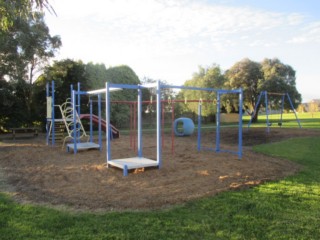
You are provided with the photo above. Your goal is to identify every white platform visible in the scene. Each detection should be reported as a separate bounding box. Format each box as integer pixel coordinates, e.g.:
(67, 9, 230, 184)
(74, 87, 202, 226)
(108, 157, 158, 175)
(67, 142, 100, 152)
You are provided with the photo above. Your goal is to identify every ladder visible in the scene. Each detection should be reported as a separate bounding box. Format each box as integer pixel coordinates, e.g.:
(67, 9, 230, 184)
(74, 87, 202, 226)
(47, 99, 89, 148)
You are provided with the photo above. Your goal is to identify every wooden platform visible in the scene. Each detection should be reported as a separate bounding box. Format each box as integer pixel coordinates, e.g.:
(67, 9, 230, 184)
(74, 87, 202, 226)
(67, 142, 100, 152)
(108, 157, 158, 176)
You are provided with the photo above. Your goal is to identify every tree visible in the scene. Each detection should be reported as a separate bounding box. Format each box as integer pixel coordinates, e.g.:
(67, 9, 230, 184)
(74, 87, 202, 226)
(34, 59, 89, 126)
(0, 79, 15, 130)
(103, 65, 141, 128)
(260, 58, 301, 109)
(1, 0, 55, 31)
(225, 58, 263, 117)
(178, 64, 226, 120)
(0, 10, 60, 127)
(0, 12, 61, 83)
(225, 58, 301, 122)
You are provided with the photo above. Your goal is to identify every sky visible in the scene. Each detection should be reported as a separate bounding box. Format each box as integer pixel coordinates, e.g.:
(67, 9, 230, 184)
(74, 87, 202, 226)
(44, 0, 320, 102)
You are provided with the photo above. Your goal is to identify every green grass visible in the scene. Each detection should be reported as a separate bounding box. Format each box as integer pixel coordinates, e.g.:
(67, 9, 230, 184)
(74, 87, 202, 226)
(1, 133, 320, 239)
(244, 112, 320, 129)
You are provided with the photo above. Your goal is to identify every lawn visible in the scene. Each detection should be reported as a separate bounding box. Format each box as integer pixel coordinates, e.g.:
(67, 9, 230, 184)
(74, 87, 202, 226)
(1, 130, 320, 239)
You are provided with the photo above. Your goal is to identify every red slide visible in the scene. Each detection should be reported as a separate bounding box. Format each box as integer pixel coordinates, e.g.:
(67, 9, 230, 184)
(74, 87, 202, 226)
(80, 114, 120, 139)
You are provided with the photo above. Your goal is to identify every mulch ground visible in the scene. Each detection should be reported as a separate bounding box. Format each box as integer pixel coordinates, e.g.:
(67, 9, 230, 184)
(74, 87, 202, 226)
(0, 127, 319, 212)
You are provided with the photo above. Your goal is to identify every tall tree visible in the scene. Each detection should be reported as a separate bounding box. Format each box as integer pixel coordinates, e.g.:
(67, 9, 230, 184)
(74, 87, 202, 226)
(0, 0, 54, 31)
(225, 58, 263, 115)
(0, 12, 61, 125)
(260, 58, 301, 109)
(179, 64, 226, 118)
(225, 58, 301, 121)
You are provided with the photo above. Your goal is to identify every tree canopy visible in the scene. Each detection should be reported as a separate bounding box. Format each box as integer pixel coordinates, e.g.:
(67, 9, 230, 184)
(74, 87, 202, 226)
(178, 64, 226, 119)
(0, 3, 60, 129)
(0, 0, 54, 31)
(225, 58, 301, 121)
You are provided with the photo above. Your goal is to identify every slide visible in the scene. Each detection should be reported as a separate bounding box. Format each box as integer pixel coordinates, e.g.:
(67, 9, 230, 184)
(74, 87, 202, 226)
(80, 114, 120, 139)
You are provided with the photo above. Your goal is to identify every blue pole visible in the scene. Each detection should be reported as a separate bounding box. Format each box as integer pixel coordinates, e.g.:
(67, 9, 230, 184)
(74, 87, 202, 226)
(197, 102, 202, 152)
(70, 84, 73, 103)
(216, 93, 221, 152)
(46, 82, 49, 145)
(287, 93, 302, 128)
(265, 91, 270, 133)
(98, 93, 102, 151)
(238, 88, 243, 159)
(156, 81, 162, 168)
(280, 94, 285, 127)
(89, 98, 93, 142)
(51, 81, 55, 146)
(106, 82, 111, 164)
(138, 87, 142, 158)
(72, 90, 77, 153)
(247, 91, 263, 129)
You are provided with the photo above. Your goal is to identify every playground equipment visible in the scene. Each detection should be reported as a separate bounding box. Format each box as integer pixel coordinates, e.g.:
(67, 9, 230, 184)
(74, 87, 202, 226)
(47, 80, 243, 176)
(103, 82, 244, 176)
(174, 117, 195, 136)
(80, 114, 120, 139)
(46, 81, 114, 152)
(46, 82, 91, 148)
(247, 91, 301, 132)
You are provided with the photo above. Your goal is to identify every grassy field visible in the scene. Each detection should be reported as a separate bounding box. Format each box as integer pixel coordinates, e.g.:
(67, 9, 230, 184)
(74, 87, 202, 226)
(244, 112, 320, 129)
(1, 118, 320, 239)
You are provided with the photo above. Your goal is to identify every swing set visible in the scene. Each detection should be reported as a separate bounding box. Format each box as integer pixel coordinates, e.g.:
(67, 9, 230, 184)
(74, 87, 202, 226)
(247, 91, 302, 132)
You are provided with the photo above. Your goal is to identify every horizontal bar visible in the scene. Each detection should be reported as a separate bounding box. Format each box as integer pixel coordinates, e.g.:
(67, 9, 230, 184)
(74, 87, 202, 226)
(109, 83, 141, 90)
(161, 84, 242, 94)
(140, 82, 158, 88)
(87, 88, 122, 94)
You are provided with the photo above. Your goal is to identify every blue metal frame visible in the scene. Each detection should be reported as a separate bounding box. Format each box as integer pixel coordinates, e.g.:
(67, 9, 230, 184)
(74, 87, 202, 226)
(216, 92, 221, 152)
(197, 102, 202, 152)
(156, 81, 162, 168)
(248, 91, 301, 132)
(46, 81, 55, 146)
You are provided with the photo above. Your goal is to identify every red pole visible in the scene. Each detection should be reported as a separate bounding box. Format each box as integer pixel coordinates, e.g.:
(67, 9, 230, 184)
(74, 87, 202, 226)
(130, 103, 133, 149)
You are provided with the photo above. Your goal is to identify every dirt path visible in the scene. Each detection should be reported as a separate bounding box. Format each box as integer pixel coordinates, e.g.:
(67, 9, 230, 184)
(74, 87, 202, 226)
(0, 128, 319, 212)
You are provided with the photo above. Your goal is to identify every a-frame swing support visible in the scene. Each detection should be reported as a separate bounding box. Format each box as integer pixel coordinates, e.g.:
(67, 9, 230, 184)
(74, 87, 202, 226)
(247, 91, 302, 132)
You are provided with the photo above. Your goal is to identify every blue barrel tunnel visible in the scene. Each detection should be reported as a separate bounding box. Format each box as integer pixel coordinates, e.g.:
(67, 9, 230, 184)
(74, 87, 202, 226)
(174, 117, 195, 137)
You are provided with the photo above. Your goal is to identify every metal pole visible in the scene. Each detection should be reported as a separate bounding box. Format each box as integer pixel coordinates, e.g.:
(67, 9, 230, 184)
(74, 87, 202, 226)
(238, 89, 243, 159)
(77, 82, 81, 142)
(287, 93, 302, 128)
(51, 81, 55, 146)
(46, 82, 49, 146)
(216, 92, 221, 152)
(98, 93, 102, 150)
(106, 82, 111, 164)
(280, 94, 285, 127)
(265, 91, 270, 133)
(72, 90, 77, 153)
(89, 98, 93, 142)
(197, 102, 202, 152)
(138, 87, 142, 158)
(156, 81, 162, 168)
(247, 91, 263, 129)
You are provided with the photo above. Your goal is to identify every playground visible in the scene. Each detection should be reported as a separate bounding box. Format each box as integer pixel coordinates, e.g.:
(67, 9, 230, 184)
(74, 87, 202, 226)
(1, 127, 319, 211)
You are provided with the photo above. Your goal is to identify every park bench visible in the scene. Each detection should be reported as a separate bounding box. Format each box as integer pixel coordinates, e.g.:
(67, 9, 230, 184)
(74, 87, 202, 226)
(10, 127, 39, 140)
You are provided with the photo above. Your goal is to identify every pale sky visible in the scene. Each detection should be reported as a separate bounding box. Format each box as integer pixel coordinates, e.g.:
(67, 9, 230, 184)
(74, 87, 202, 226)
(45, 0, 320, 102)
